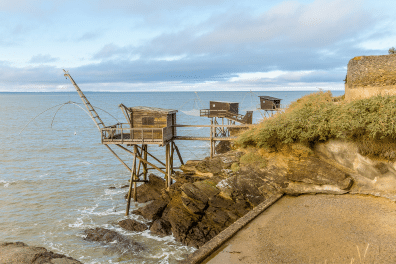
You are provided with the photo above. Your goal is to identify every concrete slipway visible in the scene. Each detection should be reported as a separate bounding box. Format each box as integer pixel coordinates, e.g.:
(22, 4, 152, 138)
(184, 194, 396, 264)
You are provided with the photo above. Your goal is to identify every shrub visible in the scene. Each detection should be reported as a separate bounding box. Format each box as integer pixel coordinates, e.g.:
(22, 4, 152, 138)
(231, 162, 240, 172)
(239, 151, 267, 169)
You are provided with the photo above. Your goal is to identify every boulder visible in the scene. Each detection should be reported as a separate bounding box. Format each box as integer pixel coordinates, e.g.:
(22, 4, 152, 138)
(150, 219, 172, 237)
(132, 200, 168, 221)
(118, 219, 148, 232)
(0, 242, 82, 264)
(84, 228, 144, 253)
(215, 141, 231, 154)
(125, 174, 165, 203)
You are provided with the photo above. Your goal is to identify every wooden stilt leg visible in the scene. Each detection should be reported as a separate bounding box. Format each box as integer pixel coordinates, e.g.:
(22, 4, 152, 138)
(170, 141, 174, 185)
(126, 145, 137, 216)
(143, 145, 148, 181)
(133, 145, 138, 202)
(210, 119, 213, 158)
(174, 143, 184, 165)
(165, 143, 170, 188)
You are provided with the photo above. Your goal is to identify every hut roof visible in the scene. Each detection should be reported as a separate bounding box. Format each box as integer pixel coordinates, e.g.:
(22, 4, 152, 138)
(210, 101, 239, 104)
(128, 106, 178, 114)
(258, 96, 282, 101)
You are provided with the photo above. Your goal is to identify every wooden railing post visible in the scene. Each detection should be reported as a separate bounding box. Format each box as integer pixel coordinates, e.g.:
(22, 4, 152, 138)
(210, 119, 214, 158)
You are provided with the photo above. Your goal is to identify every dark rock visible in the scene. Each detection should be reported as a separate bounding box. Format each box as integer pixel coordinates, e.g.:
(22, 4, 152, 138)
(132, 200, 168, 221)
(195, 157, 224, 175)
(0, 242, 82, 264)
(84, 227, 144, 253)
(150, 219, 172, 237)
(208, 194, 235, 209)
(181, 181, 220, 204)
(109, 186, 116, 189)
(118, 219, 148, 232)
(181, 196, 207, 214)
(215, 141, 231, 154)
(124, 174, 165, 203)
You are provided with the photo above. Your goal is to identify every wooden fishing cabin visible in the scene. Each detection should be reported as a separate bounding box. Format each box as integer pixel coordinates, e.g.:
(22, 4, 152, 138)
(200, 101, 253, 124)
(258, 96, 282, 110)
(102, 105, 177, 146)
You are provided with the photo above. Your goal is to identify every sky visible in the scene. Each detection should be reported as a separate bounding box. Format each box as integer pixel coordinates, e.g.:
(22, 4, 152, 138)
(0, 0, 395, 92)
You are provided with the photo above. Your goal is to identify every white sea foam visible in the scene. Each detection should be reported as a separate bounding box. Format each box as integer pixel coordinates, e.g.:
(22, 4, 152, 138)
(0, 179, 15, 188)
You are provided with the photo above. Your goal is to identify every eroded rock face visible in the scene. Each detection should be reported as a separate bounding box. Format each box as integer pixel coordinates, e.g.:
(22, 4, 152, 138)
(0, 242, 82, 264)
(316, 140, 396, 200)
(84, 228, 144, 253)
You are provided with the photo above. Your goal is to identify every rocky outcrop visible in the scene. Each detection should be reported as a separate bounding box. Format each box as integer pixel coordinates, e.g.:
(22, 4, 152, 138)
(118, 219, 148, 232)
(124, 174, 165, 203)
(126, 142, 396, 249)
(84, 228, 144, 254)
(150, 219, 172, 237)
(0, 242, 82, 264)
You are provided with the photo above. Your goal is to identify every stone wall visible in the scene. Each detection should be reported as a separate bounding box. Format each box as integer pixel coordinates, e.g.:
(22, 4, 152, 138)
(345, 54, 396, 101)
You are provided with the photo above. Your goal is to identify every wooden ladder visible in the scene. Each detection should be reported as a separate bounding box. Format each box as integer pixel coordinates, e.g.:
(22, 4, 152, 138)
(63, 69, 106, 130)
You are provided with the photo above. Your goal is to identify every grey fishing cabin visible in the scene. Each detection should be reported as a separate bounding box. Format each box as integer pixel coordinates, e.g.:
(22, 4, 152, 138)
(258, 96, 282, 110)
(102, 105, 177, 146)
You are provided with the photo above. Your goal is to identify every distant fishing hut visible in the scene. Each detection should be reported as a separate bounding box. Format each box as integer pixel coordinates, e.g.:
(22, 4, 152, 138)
(199, 101, 253, 155)
(200, 101, 253, 125)
(258, 96, 282, 110)
(258, 96, 283, 118)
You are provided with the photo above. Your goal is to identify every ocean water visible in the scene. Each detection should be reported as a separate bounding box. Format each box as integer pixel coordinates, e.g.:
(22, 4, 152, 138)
(0, 90, 343, 263)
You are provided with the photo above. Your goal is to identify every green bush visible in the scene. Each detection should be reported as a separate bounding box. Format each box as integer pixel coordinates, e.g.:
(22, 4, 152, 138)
(231, 162, 240, 172)
(236, 91, 396, 157)
(239, 152, 267, 168)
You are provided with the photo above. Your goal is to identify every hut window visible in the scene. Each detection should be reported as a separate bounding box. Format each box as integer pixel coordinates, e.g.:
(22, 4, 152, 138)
(213, 104, 215, 107)
(142, 117, 154, 125)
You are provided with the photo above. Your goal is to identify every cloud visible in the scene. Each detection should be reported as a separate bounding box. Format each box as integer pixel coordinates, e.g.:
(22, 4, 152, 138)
(92, 44, 134, 59)
(136, 0, 372, 59)
(29, 54, 59, 63)
(77, 32, 101, 42)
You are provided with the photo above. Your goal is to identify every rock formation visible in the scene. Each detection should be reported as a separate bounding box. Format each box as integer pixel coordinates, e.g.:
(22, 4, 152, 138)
(0, 242, 82, 264)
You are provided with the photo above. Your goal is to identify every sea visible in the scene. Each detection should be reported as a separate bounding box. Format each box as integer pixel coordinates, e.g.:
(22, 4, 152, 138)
(0, 90, 343, 263)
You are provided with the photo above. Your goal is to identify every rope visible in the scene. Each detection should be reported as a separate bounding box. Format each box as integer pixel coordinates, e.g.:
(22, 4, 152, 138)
(19, 101, 121, 135)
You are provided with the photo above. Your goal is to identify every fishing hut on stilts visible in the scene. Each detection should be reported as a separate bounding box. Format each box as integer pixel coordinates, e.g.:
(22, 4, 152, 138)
(63, 70, 183, 216)
(199, 101, 253, 157)
(257, 96, 284, 118)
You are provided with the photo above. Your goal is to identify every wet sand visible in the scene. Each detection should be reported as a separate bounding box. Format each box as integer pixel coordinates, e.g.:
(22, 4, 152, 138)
(203, 194, 396, 264)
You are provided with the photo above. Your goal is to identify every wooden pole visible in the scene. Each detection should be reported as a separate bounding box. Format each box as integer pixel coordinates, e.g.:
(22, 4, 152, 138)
(143, 144, 148, 181)
(170, 141, 174, 185)
(174, 143, 184, 165)
(133, 145, 138, 202)
(117, 144, 166, 167)
(126, 145, 137, 216)
(105, 145, 132, 172)
(115, 144, 167, 175)
(210, 119, 213, 158)
(165, 143, 170, 188)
